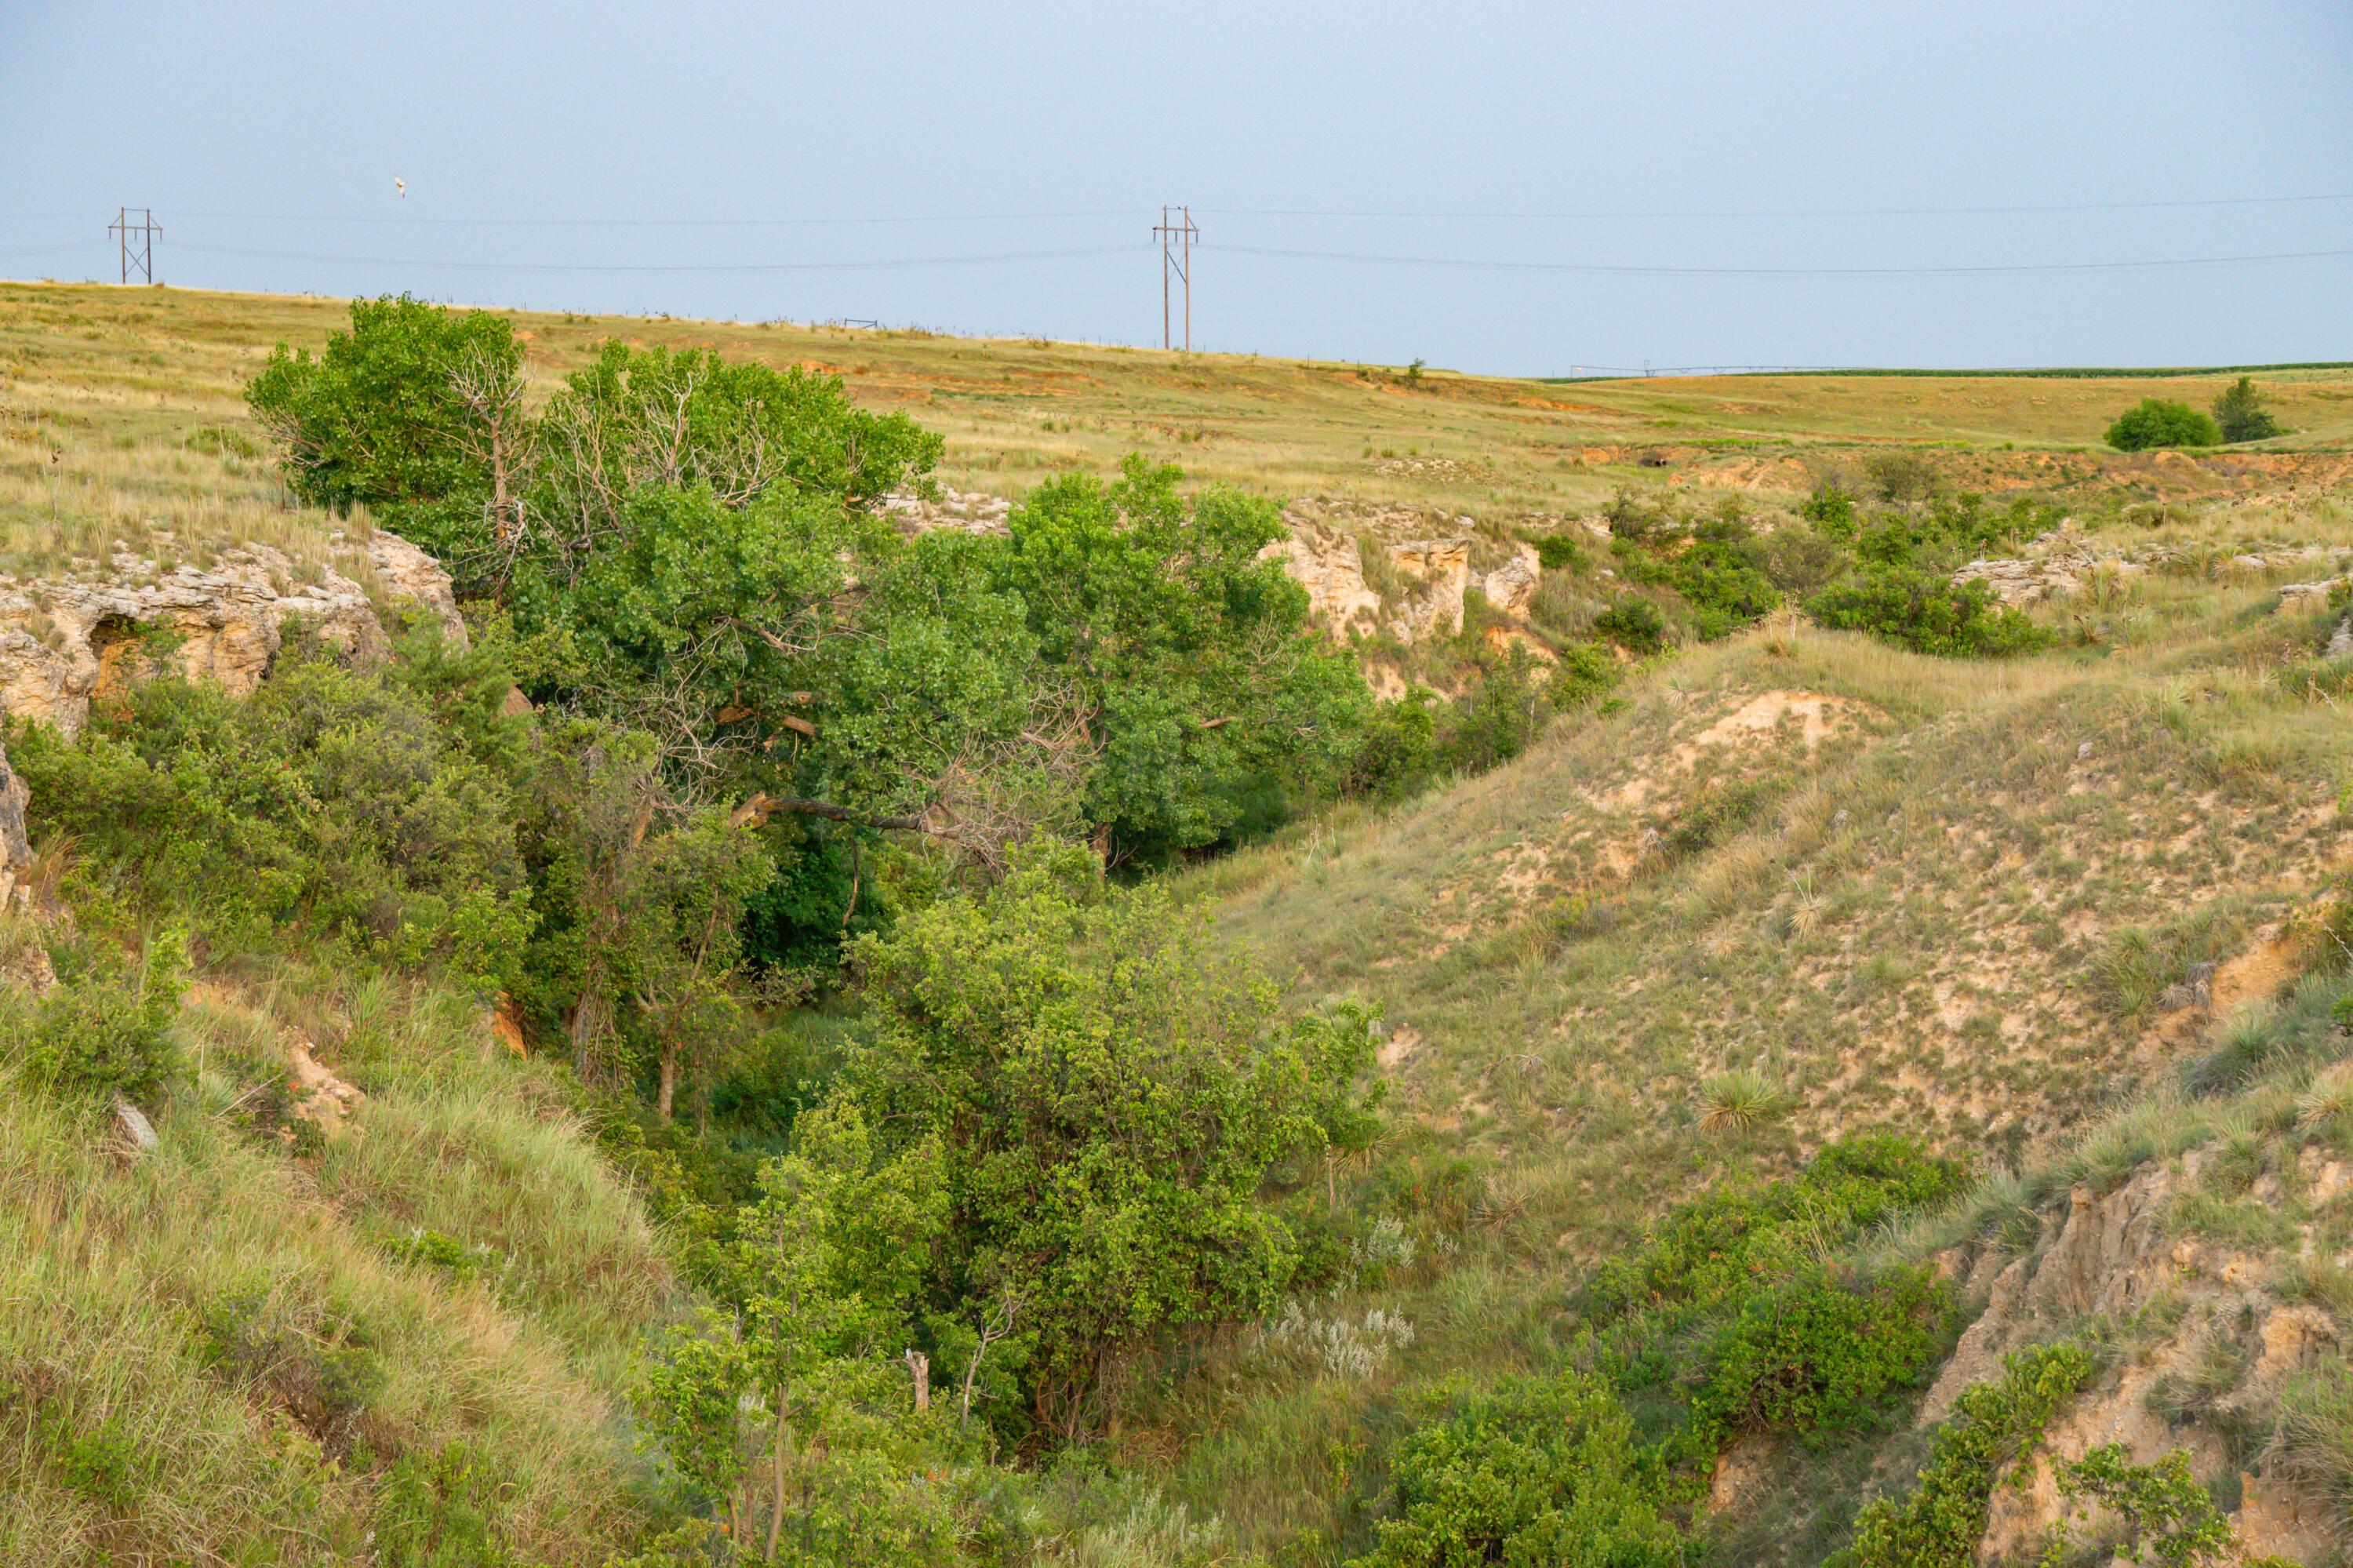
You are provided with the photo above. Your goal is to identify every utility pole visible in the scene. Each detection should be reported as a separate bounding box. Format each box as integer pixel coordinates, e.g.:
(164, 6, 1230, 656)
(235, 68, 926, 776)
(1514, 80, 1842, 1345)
(109, 206, 159, 285)
(1152, 205, 1198, 351)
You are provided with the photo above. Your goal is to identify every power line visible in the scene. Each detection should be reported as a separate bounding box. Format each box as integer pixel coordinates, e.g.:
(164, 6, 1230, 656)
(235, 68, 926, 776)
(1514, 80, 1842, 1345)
(151, 206, 1149, 229)
(1202, 191, 2353, 220)
(13, 189, 2348, 228)
(0, 239, 99, 260)
(1209, 241, 2353, 278)
(169, 238, 1147, 275)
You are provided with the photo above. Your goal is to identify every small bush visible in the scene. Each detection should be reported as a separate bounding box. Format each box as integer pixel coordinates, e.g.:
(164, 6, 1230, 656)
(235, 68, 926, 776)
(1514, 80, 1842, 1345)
(1798, 485, 1858, 538)
(1547, 643, 1620, 711)
(1804, 569, 2050, 658)
(1660, 778, 1777, 861)
(1593, 598, 1666, 653)
(2045, 1444, 2245, 1567)
(25, 927, 187, 1101)
(1348, 1370, 1689, 1568)
(1589, 1136, 1968, 1322)
(1831, 1342, 2097, 1567)
(1523, 532, 1587, 572)
(1862, 453, 1941, 505)
(1688, 1264, 1954, 1442)
(2107, 399, 2222, 452)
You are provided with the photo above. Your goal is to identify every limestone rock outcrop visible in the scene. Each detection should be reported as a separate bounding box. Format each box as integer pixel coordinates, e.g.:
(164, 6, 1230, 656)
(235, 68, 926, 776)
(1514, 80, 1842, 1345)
(0, 735, 30, 913)
(1382, 538, 1473, 642)
(0, 529, 462, 737)
(1479, 542, 1543, 617)
(1263, 526, 1381, 635)
(878, 486, 1013, 536)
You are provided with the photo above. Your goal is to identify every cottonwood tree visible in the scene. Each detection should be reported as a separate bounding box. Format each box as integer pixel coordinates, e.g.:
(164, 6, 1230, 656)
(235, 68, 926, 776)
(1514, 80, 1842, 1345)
(986, 456, 1373, 865)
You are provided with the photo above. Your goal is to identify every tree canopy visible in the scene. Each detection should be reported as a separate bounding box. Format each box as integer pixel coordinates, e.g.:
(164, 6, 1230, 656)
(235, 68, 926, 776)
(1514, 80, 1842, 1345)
(2211, 376, 2282, 443)
(2105, 398, 2222, 452)
(848, 841, 1380, 1440)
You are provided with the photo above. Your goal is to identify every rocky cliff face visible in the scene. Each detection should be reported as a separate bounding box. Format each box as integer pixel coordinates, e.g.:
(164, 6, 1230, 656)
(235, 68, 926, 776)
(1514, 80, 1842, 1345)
(1926, 1152, 2344, 1564)
(0, 735, 30, 915)
(884, 486, 1548, 651)
(0, 530, 463, 737)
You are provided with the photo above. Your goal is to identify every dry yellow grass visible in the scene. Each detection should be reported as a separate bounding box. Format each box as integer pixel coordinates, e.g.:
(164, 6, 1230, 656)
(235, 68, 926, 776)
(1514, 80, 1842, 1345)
(4, 281, 2350, 579)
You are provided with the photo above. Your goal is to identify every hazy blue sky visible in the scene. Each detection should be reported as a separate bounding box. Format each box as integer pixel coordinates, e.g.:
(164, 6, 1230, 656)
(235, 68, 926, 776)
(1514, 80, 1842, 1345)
(4, 1, 2350, 373)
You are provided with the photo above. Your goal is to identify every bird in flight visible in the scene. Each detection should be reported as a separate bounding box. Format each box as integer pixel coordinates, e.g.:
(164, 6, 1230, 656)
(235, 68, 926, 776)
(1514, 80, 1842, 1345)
(394, 176, 408, 198)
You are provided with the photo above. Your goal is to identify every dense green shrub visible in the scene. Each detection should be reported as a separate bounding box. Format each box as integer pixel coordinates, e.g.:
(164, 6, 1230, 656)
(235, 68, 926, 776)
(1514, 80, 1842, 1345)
(1625, 536, 1782, 640)
(1590, 1135, 1969, 1322)
(1687, 1264, 1953, 1441)
(2044, 1445, 2254, 1567)
(1549, 643, 1621, 710)
(2106, 399, 2222, 452)
(1351, 1370, 1691, 1568)
(1595, 598, 1667, 653)
(1804, 569, 2050, 658)
(2211, 377, 2282, 444)
(1433, 651, 1551, 775)
(1524, 532, 1588, 572)
(22, 927, 188, 1101)
(1799, 485, 1859, 538)
(1863, 452, 1941, 504)
(1831, 1342, 2095, 1568)
(13, 645, 534, 991)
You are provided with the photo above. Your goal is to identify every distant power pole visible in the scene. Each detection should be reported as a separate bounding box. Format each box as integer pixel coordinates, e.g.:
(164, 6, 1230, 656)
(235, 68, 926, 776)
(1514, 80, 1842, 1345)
(109, 206, 160, 285)
(1152, 205, 1198, 351)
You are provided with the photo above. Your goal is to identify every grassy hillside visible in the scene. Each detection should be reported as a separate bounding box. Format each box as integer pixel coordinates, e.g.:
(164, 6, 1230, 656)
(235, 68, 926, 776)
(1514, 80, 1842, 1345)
(1151, 511, 2353, 1554)
(7, 280, 2353, 1565)
(0, 961, 670, 1564)
(7, 281, 2353, 581)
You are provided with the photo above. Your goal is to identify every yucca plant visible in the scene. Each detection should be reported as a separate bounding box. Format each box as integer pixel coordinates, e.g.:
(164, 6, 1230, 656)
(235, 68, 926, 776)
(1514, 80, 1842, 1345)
(1697, 1068, 1788, 1134)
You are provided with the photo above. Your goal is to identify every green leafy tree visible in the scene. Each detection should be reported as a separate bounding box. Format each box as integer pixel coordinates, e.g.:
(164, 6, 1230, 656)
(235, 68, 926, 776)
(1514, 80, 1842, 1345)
(2105, 398, 2223, 452)
(849, 841, 1381, 1440)
(635, 1101, 949, 1563)
(987, 457, 1373, 864)
(2210, 376, 2281, 443)
(243, 294, 526, 518)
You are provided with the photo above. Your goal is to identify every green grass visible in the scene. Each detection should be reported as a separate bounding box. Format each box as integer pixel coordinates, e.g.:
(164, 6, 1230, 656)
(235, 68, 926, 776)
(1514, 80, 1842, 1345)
(0, 948, 668, 1565)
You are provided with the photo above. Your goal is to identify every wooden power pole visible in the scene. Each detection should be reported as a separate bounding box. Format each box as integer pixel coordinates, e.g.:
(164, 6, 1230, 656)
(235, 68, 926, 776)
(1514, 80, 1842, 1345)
(1153, 205, 1198, 351)
(108, 206, 159, 285)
